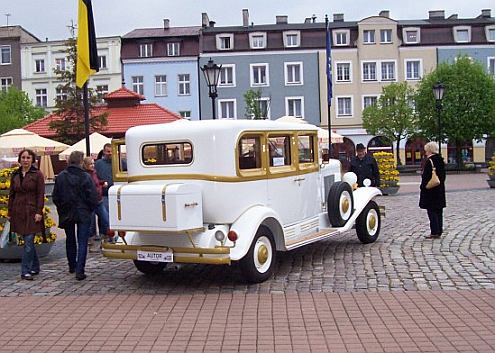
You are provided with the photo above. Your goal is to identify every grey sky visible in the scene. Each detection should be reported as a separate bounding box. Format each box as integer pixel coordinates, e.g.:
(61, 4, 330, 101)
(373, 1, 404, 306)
(4, 0, 495, 40)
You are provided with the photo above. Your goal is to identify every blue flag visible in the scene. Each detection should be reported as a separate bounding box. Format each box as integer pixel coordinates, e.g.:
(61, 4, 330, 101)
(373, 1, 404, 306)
(325, 20, 333, 105)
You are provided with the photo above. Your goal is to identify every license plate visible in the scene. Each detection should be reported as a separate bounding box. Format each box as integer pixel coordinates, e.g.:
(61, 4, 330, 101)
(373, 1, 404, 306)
(137, 250, 173, 263)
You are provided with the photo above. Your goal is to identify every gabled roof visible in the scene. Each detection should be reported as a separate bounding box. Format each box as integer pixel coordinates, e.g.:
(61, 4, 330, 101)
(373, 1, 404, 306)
(24, 88, 182, 138)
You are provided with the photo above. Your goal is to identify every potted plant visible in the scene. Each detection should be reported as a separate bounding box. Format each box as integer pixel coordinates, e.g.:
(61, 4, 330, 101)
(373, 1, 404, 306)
(487, 152, 495, 188)
(0, 167, 57, 260)
(373, 151, 400, 195)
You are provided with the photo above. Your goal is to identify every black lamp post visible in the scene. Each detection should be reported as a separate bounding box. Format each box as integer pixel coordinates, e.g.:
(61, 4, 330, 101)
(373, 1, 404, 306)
(201, 58, 222, 120)
(432, 82, 445, 156)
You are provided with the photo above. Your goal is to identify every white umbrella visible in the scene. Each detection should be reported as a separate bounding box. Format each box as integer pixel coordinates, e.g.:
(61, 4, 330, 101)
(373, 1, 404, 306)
(0, 129, 68, 156)
(275, 116, 344, 144)
(59, 132, 111, 160)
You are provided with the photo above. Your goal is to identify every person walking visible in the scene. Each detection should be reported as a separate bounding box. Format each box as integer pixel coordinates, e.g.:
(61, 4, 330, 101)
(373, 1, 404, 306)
(52, 151, 98, 280)
(83, 157, 109, 251)
(419, 141, 446, 239)
(7, 149, 45, 280)
(350, 143, 380, 187)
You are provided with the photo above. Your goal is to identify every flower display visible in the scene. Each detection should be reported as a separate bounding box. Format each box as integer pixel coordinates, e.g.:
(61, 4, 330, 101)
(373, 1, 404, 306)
(489, 152, 495, 177)
(373, 151, 400, 188)
(0, 167, 57, 246)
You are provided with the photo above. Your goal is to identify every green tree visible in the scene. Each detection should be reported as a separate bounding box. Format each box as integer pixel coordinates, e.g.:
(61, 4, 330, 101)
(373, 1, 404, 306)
(415, 56, 495, 167)
(244, 89, 268, 119)
(48, 36, 107, 145)
(362, 82, 418, 165)
(0, 87, 46, 134)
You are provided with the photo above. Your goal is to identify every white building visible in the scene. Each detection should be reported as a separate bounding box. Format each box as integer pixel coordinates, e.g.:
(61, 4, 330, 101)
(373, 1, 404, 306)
(21, 36, 122, 111)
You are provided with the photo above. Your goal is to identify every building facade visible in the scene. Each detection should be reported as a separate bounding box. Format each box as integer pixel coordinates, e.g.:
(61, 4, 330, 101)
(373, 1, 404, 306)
(20, 36, 122, 112)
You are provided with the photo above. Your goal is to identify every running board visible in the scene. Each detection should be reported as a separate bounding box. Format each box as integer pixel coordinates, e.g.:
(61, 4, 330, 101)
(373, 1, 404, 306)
(285, 228, 340, 250)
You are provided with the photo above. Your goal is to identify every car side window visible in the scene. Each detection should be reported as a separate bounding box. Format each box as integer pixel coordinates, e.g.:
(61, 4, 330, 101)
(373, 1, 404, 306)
(268, 135, 291, 167)
(238, 136, 262, 170)
(298, 135, 315, 164)
(142, 142, 193, 165)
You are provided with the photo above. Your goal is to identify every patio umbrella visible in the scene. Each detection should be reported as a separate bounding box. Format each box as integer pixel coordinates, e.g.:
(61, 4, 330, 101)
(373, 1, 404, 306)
(275, 116, 344, 143)
(39, 155, 55, 180)
(59, 132, 111, 160)
(0, 129, 68, 156)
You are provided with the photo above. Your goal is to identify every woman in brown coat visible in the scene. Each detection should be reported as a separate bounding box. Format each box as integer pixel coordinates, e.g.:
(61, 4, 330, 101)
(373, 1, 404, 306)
(7, 149, 45, 280)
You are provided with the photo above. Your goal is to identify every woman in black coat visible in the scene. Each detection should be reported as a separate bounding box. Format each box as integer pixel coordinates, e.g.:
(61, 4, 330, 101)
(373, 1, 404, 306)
(419, 141, 446, 239)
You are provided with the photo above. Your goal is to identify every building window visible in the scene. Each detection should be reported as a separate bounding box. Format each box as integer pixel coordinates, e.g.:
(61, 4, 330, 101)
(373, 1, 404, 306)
(178, 74, 190, 95)
(336, 62, 351, 82)
(249, 32, 266, 49)
(488, 58, 495, 77)
(285, 97, 304, 118)
(381, 61, 395, 81)
(35, 59, 45, 73)
(486, 26, 495, 42)
(55, 86, 68, 101)
(98, 55, 107, 69)
(363, 30, 375, 44)
(362, 62, 377, 81)
(167, 42, 180, 56)
(250, 64, 269, 87)
(403, 28, 420, 44)
(380, 29, 392, 43)
(337, 97, 352, 117)
(139, 43, 153, 57)
(363, 95, 378, 109)
(35, 88, 48, 107)
(96, 84, 109, 98)
(257, 98, 270, 119)
(55, 58, 66, 71)
(283, 31, 300, 47)
(155, 75, 167, 96)
(132, 76, 144, 95)
(218, 99, 236, 119)
(284, 62, 303, 85)
(219, 65, 235, 87)
(179, 111, 191, 119)
(0, 77, 13, 91)
(453, 26, 471, 43)
(1, 46, 11, 64)
(405, 60, 422, 80)
(334, 30, 350, 46)
(216, 34, 234, 50)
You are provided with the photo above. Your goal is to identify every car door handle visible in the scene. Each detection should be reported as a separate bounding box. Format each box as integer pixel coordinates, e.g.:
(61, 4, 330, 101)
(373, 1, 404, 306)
(293, 177, 305, 182)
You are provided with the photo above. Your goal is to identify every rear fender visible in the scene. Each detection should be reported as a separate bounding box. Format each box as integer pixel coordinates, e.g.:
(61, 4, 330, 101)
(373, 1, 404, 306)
(228, 205, 284, 261)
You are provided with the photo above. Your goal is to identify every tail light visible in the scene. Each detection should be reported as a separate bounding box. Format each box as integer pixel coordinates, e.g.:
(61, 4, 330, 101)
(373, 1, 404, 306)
(227, 230, 238, 242)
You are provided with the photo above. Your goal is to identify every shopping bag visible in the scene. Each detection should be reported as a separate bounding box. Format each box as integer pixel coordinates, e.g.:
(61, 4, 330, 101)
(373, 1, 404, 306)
(0, 220, 10, 248)
(426, 159, 440, 189)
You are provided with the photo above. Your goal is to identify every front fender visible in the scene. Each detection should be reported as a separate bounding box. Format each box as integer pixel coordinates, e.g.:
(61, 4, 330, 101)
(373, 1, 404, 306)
(341, 187, 382, 232)
(229, 205, 283, 261)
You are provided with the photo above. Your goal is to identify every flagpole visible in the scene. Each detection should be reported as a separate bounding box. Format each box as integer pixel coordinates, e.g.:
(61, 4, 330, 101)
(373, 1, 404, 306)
(325, 15, 333, 158)
(83, 81, 90, 156)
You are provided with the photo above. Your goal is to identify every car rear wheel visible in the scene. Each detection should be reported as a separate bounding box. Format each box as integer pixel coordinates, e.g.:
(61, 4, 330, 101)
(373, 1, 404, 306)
(356, 200, 381, 244)
(327, 181, 354, 227)
(133, 260, 167, 275)
(239, 227, 276, 283)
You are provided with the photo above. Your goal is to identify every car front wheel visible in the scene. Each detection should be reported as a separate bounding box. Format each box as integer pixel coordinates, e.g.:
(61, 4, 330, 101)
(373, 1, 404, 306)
(355, 200, 381, 244)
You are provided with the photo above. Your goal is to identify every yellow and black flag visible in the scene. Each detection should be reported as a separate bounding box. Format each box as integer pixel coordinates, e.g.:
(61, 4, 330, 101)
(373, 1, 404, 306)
(76, 0, 99, 88)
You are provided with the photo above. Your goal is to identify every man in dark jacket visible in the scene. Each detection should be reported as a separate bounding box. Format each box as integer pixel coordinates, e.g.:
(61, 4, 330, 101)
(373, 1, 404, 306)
(53, 151, 98, 280)
(350, 143, 380, 187)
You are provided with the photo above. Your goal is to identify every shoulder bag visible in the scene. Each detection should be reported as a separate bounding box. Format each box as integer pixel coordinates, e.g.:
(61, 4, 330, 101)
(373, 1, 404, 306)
(425, 158, 440, 189)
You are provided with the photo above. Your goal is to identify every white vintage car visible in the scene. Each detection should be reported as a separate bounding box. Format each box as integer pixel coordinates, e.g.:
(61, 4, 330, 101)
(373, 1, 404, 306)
(103, 119, 382, 283)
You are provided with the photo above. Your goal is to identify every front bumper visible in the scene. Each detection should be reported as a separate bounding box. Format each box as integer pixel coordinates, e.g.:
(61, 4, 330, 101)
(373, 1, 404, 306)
(101, 242, 231, 265)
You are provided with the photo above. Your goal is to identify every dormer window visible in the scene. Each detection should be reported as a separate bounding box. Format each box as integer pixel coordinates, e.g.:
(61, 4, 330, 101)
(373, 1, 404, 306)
(453, 26, 471, 43)
(380, 29, 392, 43)
(167, 42, 180, 56)
(249, 32, 266, 49)
(216, 34, 234, 50)
(363, 30, 375, 44)
(486, 25, 495, 42)
(403, 27, 420, 44)
(333, 30, 350, 46)
(139, 43, 153, 57)
(283, 31, 300, 47)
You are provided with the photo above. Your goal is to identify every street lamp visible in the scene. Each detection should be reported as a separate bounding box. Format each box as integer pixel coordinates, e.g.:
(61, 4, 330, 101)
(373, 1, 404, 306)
(432, 82, 445, 156)
(201, 58, 222, 120)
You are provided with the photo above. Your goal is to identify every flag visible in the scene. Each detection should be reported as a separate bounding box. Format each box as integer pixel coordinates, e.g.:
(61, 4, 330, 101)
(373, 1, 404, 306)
(325, 19, 333, 105)
(76, 0, 99, 88)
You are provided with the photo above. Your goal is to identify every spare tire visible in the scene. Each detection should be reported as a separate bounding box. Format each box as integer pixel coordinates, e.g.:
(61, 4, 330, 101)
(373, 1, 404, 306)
(327, 181, 354, 227)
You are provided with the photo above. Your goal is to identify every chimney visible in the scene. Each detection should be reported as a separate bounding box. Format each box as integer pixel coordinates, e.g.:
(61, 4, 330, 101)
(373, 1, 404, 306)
(379, 10, 390, 18)
(209, 20, 216, 27)
(242, 9, 249, 27)
(447, 14, 458, 20)
(201, 12, 209, 27)
(481, 9, 491, 18)
(163, 19, 170, 30)
(304, 17, 311, 23)
(276, 15, 288, 24)
(429, 10, 445, 19)
(333, 13, 344, 22)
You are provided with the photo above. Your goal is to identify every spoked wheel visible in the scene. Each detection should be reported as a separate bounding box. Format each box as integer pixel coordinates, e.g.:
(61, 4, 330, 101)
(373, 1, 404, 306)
(133, 260, 167, 275)
(356, 200, 381, 244)
(327, 181, 354, 227)
(239, 227, 276, 283)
